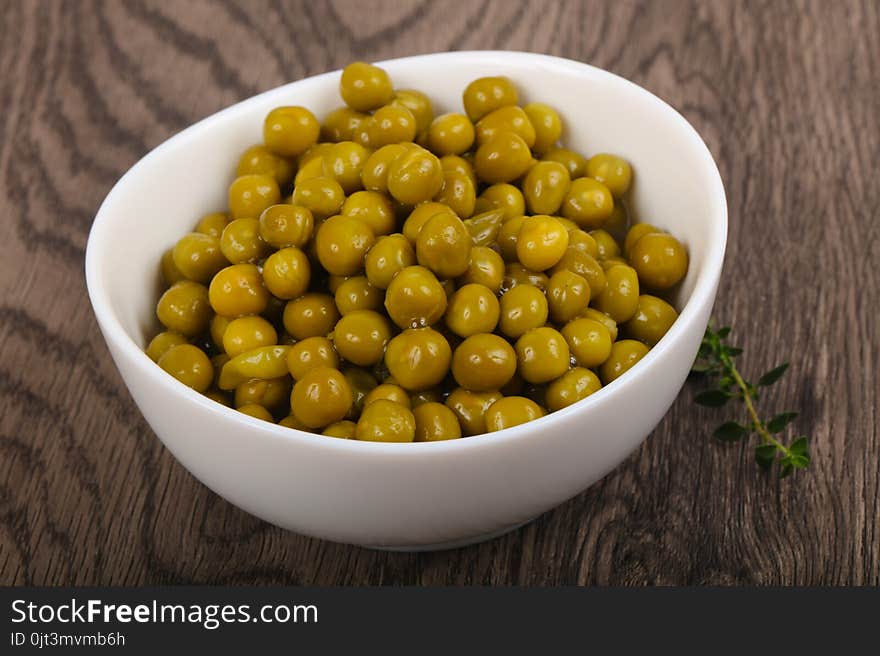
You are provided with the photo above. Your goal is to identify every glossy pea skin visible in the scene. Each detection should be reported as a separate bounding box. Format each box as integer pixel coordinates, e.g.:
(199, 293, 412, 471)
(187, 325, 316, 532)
(321, 106, 368, 143)
(391, 89, 434, 134)
(384, 327, 451, 390)
(332, 309, 392, 366)
(172, 233, 227, 284)
(413, 402, 462, 441)
(259, 204, 314, 249)
(523, 103, 562, 154)
(204, 389, 231, 407)
(222, 315, 278, 358)
(324, 141, 370, 194)
(462, 208, 505, 247)
(158, 344, 213, 392)
(568, 229, 600, 259)
(433, 170, 476, 219)
(343, 366, 378, 418)
(402, 202, 450, 245)
(547, 269, 591, 324)
(234, 377, 291, 412)
(263, 106, 320, 158)
(290, 366, 354, 428)
(550, 248, 607, 298)
(545, 367, 602, 411)
(586, 153, 633, 198)
(445, 388, 503, 436)
(146, 331, 188, 362)
(523, 161, 571, 215)
(384, 265, 447, 329)
(462, 76, 519, 122)
(283, 293, 339, 340)
(208, 264, 268, 318)
(542, 147, 588, 179)
(315, 214, 376, 276)
(386, 148, 444, 205)
(220, 218, 268, 264)
(516, 215, 570, 271)
(342, 190, 396, 236)
(322, 420, 358, 439)
(410, 388, 443, 407)
(603, 201, 629, 242)
(416, 211, 472, 279)
(340, 62, 394, 112)
(161, 248, 185, 285)
(496, 215, 526, 262)
(624, 223, 660, 257)
(355, 399, 416, 443)
(364, 383, 411, 409)
(262, 247, 311, 299)
(452, 333, 517, 392)
(498, 284, 548, 339)
(580, 308, 619, 342)
(287, 336, 339, 380)
(590, 228, 621, 261)
(368, 104, 418, 147)
(623, 294, 678, 346)
(217, 345, 292, 389)
(503, 263, 549, 292)
(361, 144, 409, 193)
(440, 155, 478, 188)
(599, 339, 649, 385)
(445, 284, 500, 337)
(236, 144, 295, 186)
(334, 276, 383, 314)
(485, 396, 544, 432)
(628, 232, 689, 290)
(238, 403, 274, 421)
(479, 183, 525, 221)
(561, 317, 613, 368)
(515, 326, 570, 384)
(157, 280, 212, 336)
(292, 176, 345, 218)
(228, 174, 281, 220)
(474, 132, 534, 184)
(458, 246, 505, 293)
(365, 233, 416, 289)
(195, 212, 230, 239)
(428, 113, 475, 156)
(279, 414, 311, 431)
(592, 264, 640, 323)
(561, 177, 615, 229)
(475, 105, 536, 148)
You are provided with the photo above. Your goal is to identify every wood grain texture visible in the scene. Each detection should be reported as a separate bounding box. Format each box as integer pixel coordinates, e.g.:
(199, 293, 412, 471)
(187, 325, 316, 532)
(1, 0, 878, 585)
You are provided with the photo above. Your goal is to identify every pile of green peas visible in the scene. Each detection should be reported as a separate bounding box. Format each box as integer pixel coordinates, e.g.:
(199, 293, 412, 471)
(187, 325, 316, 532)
(148, 61, 690, 442)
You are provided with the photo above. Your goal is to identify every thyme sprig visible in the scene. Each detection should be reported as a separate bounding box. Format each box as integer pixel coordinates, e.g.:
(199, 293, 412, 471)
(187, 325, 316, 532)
(692, 324, 810, 477)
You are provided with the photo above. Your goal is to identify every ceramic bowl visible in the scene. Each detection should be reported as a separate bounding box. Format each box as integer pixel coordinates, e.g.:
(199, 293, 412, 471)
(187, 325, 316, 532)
(86, 51, 727, 550)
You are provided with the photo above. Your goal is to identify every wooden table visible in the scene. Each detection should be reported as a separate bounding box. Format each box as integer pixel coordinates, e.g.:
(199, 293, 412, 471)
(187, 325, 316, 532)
(1, 0, 877, 585)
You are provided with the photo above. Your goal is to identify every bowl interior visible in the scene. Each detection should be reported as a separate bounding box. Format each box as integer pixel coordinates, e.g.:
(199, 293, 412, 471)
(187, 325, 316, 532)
(89, 51, 724, 365)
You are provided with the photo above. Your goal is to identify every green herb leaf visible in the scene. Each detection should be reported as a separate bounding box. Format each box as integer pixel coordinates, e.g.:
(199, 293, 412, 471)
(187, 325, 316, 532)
(713, 421, 748, 442)
(755, 444, 777, 470)
(790, 436, 810, 457)
(758, 363, 789, 387)
(767, 412, 798, 433)
(694, 389, 731, 407)
(694, 325, 810, 477)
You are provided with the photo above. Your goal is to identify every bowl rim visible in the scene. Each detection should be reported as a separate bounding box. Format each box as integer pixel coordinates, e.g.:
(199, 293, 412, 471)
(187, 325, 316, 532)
(85, 50, 727, 456)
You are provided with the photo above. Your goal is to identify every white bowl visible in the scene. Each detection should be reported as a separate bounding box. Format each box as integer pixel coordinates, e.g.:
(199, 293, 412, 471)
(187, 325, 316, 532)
(86, 51, 726, 550)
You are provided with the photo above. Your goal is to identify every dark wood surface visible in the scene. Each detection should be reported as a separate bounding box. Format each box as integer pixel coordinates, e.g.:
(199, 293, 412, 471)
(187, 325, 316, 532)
(1, 0, 878, 586)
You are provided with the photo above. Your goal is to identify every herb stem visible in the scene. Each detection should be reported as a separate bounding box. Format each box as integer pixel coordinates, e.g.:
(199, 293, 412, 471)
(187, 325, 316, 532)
(723, 355, 789, 457)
